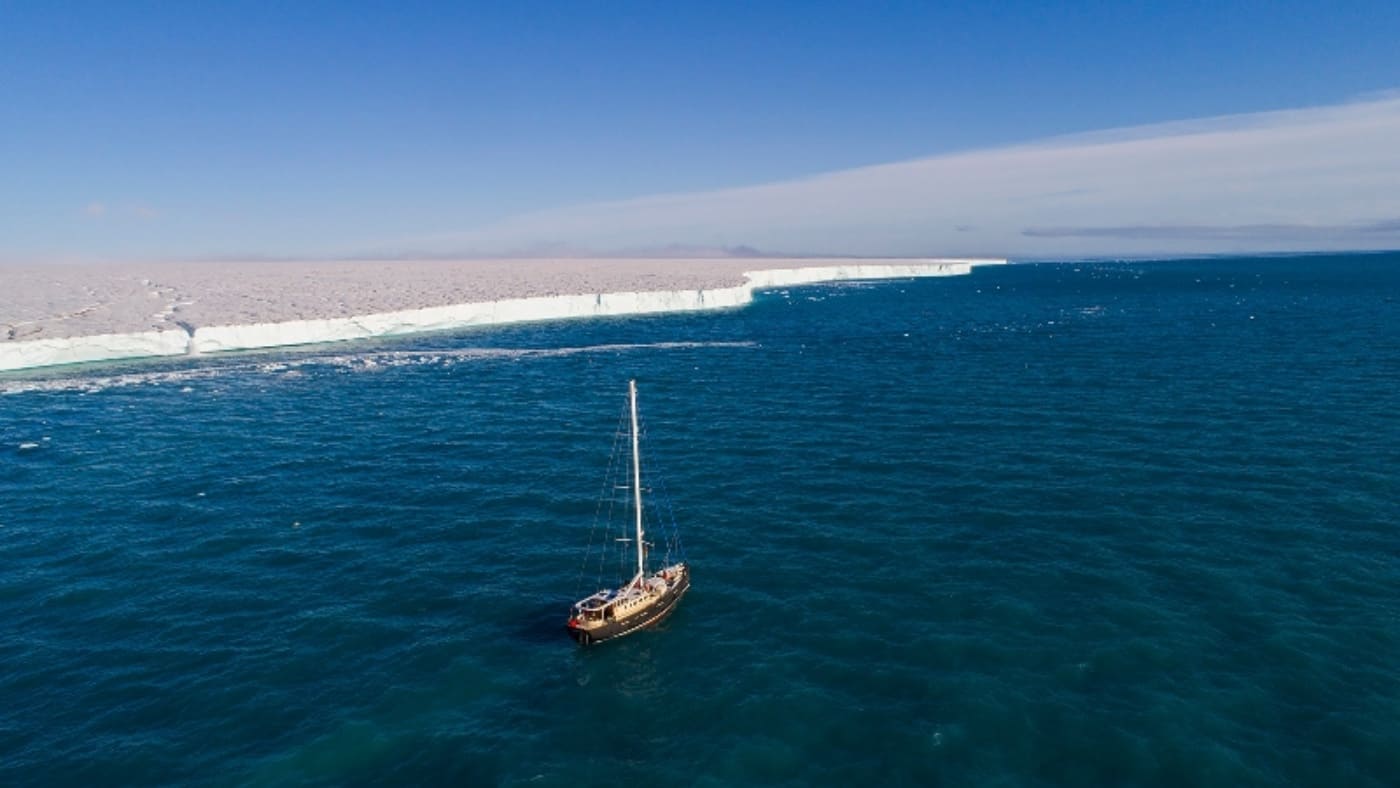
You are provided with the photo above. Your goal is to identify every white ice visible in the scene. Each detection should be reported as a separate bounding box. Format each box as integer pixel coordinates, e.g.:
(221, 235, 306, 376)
(0, 261, 999, 372)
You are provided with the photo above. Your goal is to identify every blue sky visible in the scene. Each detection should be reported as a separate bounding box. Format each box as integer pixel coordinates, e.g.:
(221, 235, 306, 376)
(3, 1, 1399, 260)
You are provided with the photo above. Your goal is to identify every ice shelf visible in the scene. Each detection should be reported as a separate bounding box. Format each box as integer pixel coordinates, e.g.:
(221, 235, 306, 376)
(0, 260, 1001, 372)
(0, 330, 191, 372)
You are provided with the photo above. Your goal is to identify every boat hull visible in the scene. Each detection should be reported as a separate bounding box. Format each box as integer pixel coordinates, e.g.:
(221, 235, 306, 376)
(567, 570, 690, 646)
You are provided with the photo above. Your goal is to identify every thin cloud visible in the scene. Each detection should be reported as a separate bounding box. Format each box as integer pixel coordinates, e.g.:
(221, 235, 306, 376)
(1023, 219, 1400, 241)
(82, 201, 159, 221)
(422, 94, 1400, 257)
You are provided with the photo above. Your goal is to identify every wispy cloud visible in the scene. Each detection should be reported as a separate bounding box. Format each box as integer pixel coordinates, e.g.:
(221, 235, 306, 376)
(128, 202, 159, 220)
(82, 201, 159, 222)
(421, 94, 1400, 257)
(1023, 219, 1400, 241)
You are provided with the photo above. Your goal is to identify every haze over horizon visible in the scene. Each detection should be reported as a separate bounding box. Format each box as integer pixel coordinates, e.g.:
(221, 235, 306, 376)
(4, 2, 1399, 262)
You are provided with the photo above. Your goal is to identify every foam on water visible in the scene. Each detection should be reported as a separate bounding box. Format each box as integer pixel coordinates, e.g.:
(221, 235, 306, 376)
(0, 341, 758, 395)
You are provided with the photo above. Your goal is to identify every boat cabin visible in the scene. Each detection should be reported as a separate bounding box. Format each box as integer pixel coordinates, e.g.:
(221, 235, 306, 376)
(571, 590, 620, 623)
(570, 578, 668, 626)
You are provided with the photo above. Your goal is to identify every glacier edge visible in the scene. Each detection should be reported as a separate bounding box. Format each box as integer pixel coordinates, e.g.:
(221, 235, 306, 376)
(1, 260, 1001, 372)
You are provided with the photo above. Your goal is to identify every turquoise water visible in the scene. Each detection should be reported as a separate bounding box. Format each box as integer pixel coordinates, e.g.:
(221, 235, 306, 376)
(3, 254, 1398, 786)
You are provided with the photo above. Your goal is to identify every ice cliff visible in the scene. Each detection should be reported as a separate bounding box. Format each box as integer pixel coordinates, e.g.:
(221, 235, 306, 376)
(1, 260, 1001, 372)
(0, 330, 192, 373)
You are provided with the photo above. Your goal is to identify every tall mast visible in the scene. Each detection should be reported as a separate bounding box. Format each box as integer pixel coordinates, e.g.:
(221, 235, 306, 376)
(630, 379, 645, 581)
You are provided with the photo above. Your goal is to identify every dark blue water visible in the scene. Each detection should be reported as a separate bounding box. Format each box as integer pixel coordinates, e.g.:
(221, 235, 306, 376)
(4, 254, 1399, 786)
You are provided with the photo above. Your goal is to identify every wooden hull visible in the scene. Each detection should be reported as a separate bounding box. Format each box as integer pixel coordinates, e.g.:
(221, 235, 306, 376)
(567, 570, 690, 646)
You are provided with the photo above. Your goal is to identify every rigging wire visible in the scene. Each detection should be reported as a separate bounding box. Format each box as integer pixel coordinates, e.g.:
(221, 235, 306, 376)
(573, 385, 688, 601)
(575, 398, 628, 598)
(640, 411, 687, 568)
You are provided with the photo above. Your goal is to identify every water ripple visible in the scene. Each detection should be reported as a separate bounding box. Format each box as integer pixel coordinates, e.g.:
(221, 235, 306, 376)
(2, 256, 1398, 785)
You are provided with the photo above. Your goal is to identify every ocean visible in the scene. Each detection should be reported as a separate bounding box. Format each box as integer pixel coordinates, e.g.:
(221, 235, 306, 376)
(3, 254, 1398, 786)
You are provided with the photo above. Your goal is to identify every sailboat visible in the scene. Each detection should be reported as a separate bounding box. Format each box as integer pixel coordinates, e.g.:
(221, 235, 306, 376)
(566, 380, 690, 646)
